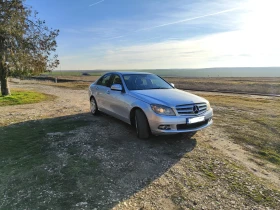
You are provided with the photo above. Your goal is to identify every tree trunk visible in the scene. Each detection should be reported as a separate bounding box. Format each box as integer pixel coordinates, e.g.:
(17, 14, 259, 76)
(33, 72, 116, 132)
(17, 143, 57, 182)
(0, 58, 11, 96)
(1, 74, 11, 96)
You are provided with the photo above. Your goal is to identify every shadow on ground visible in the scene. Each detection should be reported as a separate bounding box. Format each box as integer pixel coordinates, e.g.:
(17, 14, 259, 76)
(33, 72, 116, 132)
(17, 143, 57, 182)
(0, 112, 197, 210)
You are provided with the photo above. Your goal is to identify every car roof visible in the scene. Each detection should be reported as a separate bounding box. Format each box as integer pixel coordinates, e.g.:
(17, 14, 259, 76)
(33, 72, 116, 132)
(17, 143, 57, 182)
(106, 71, 153, 75)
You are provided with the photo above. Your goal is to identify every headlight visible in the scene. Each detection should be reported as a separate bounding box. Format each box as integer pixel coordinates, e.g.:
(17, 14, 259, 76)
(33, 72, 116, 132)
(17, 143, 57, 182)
(151, 104, 175, 116)
(206, 101, 211, 110)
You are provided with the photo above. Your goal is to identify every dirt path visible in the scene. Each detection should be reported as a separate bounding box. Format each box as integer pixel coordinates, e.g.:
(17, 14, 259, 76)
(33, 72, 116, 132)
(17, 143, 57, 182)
(189, 90, 280, 187)
(201, 126, 280, 187)
(1, 82, 280, 209)
(0, 83, 89, 126)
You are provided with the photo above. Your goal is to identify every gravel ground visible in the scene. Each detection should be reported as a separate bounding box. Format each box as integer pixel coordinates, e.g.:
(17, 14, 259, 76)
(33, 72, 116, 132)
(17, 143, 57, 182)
(0, 82, 89, 126)
(1, 82, 280, 210)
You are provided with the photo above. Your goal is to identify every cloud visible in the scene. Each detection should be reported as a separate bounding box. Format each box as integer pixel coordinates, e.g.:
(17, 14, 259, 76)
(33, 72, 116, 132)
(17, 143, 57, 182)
(107, 6, 243, 40)
(89, 0, 104, 7)
(59, 55, 81, 60)
(75, 29, 280, 70)
(135, 7, 243, 32)
(56, 0, 280, 70)
(61, 28, 82, 34)
(58, 28, 280, 70)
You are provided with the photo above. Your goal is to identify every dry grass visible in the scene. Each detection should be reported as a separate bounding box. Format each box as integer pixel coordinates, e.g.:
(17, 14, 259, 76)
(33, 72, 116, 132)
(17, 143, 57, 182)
(166, 77, 280, 95)
(39, 76, 280, 95)
(197, 92, 280, 165)
(49, 75, 100, 82)
(1, 83, 280, 209)
(1, 112, 280, 209)
(45, 81, 90, 90)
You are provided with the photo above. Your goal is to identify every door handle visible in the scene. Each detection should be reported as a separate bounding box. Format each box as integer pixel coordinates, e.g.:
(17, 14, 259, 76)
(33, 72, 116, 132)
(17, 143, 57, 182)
(96, 87, 99, 90)
(107, 90, 110, 94)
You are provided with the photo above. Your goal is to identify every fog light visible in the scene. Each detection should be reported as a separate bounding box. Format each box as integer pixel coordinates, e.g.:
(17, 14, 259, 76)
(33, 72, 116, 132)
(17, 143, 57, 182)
(158, 125, 171, 130)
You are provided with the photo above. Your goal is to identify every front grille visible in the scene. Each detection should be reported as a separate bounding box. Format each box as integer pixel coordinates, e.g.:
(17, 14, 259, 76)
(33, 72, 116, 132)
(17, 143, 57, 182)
(177, 119, 209, 130)
(176, 103, 207, 116)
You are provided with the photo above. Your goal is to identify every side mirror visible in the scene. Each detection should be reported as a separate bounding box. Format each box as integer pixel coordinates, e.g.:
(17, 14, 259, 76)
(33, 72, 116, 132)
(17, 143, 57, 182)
(111, 84, 123, 91)
(170, 83, 175, 88)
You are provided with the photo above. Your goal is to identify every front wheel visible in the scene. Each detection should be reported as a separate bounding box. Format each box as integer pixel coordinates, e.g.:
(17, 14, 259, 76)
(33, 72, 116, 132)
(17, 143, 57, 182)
(135, 109, 150, 139)
(90, 97, 99, 115)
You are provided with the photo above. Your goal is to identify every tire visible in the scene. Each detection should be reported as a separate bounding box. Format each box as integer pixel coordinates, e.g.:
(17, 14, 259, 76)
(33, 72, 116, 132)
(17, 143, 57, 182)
(90, 97, 99, 115)
(135, 109, 150, 139)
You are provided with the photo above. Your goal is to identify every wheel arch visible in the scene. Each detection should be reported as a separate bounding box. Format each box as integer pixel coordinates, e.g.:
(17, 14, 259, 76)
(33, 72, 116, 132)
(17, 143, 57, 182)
(90, 95, 95, 100)
(129, 106, 151, 129)
(129, 107, 141, 126)
(90, 95, 99, 114)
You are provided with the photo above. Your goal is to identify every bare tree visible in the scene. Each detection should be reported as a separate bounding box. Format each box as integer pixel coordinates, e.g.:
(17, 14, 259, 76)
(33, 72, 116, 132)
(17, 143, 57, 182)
(0, 0, 59, 96)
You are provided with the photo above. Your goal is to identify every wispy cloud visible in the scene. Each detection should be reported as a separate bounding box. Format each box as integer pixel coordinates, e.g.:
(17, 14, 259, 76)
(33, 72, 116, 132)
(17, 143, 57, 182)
(59, 28, 280, 70)
(136, 7, 243, 32)
(107, 6, 243, 40)
(61, 28, 82, 34)
(54, 0, 280, 70)
(89, 0, 104, 7)
(74, 28, 280, 70)
(59, 55, 82, 60)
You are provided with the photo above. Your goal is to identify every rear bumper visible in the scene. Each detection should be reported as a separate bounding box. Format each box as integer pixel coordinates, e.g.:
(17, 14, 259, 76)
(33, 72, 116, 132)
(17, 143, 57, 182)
(147, 108, 213, 135)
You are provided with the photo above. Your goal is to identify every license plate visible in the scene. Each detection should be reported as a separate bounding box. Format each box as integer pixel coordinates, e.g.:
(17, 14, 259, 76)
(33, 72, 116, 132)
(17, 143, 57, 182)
(187, 116, 205, 124)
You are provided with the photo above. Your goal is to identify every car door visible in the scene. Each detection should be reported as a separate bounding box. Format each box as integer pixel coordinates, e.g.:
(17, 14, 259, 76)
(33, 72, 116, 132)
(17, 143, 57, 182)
(95, 73, 113, 112)
(106, 74, 131, 123)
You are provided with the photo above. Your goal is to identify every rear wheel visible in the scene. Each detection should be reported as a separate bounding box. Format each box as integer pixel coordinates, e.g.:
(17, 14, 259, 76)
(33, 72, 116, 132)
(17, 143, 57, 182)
(135, 109, 150, 139)
(90, 97, 99, 115)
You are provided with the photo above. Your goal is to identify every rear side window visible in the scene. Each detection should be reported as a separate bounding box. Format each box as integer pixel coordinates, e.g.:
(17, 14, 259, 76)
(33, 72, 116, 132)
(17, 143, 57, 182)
(96, 74, 112, 87)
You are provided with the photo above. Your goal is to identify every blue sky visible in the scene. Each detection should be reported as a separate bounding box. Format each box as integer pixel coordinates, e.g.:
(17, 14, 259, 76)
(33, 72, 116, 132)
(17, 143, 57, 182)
(25, 0, 280, 70)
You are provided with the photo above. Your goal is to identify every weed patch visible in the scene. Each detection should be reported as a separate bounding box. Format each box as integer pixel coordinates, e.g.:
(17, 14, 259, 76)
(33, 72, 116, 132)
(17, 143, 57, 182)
(0, 89, 55, 106)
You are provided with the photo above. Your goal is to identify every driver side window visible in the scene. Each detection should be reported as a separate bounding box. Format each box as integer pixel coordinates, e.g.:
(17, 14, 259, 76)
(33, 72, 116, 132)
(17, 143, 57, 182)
(112, 74, 123, 85)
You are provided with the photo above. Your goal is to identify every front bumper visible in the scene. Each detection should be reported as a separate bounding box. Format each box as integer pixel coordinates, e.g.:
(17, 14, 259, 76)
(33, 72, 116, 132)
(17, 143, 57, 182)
(147, 108, 213, 135)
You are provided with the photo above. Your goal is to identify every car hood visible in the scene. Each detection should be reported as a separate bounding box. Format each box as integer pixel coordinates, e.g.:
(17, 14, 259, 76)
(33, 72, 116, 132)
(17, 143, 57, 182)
(129, 89, 207, 107)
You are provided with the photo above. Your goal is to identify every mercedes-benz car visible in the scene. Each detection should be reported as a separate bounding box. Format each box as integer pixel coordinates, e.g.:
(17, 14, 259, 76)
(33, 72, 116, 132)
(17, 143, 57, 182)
(88, 72, 213, 139)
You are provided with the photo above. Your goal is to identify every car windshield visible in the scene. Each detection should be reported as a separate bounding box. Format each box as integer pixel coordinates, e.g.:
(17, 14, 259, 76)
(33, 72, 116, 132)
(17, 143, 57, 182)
(123, 74, 172, 90)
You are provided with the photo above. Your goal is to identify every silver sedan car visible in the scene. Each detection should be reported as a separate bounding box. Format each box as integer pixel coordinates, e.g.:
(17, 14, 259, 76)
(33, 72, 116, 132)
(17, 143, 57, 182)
(89, 72, 213, 139)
